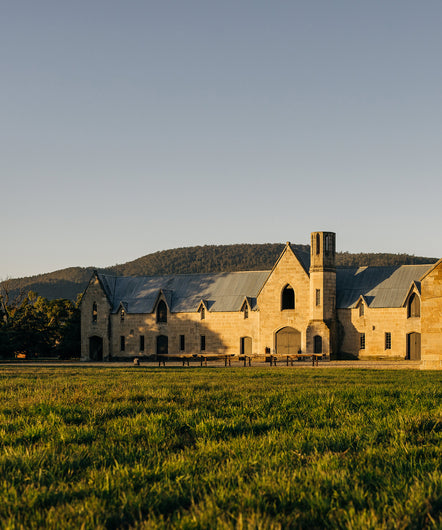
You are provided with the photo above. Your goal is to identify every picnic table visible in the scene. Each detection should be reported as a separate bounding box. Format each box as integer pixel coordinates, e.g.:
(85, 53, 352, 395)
(267, 353, 324, 367)
(157, 353, 235, 367)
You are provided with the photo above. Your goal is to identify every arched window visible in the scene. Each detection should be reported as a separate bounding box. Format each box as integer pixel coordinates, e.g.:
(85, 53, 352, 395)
(242, 303, 249, 319)
(281, 285, 295, 310)
(199, 305, 205, 320)
(157, 300, 167, 323)
(407, 293, 420, 318)
(92, 302, 97, 323)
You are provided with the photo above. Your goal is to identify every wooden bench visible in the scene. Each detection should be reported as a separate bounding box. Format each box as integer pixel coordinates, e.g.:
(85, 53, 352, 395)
(157, 354, 195, 366)
(238, 354, 264, 366)
(196, 354, 235, 366)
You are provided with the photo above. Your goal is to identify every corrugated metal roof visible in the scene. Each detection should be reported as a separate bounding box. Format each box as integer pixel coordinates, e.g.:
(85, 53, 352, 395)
(98, 271, 270, 314)
(97, 261, 434, 314)
(336, 265, 432, 308)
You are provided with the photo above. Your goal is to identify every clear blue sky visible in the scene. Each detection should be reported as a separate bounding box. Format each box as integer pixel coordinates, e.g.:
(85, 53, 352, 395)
(2, 0, 442, 279)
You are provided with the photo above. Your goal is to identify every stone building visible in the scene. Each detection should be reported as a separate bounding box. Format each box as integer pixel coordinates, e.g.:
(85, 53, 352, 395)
(80, 231, 442, 368)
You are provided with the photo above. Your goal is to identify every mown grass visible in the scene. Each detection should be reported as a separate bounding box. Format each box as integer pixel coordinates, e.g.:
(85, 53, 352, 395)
(0, 367, 441, 529)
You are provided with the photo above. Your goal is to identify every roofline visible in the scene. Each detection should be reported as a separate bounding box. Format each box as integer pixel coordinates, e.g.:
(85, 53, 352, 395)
(256, 243, 307, 298)
(401, 281, 421, 307)
(80, 270, 113, 308)
(419, 258, 442, 281)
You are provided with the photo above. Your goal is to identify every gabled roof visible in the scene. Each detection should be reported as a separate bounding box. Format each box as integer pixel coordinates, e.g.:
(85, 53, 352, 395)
(401, 281, 422, 308)
(288, 244, 311, 273)
(336, 264, 433, 308)
(97, 270, 270, 314)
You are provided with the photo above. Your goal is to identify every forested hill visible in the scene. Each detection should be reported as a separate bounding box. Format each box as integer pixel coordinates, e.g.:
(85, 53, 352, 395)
(4, 243, 438, 301)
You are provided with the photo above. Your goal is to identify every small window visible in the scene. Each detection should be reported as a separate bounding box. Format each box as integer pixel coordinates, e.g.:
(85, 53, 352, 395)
(200, 306, 205, 320)
(243, 304, 249, 319)
(385, 332, 391, 350)
(325, 234, 330, 253)
(360, 333, 365, 350)
(200, 335, 206, 351)
(157, 300, 167, 323)
(315, 289, 321, 306)
(120, 336, 125, 351)
(281, 285, 295, 310)
(120, 308, 125, 322)
(180, 335, 185, 351)
(140, 335, 145, 352)
(359, 303, 365, 317)
(92, 302, 98, 323)
(316, 233, 320, 255)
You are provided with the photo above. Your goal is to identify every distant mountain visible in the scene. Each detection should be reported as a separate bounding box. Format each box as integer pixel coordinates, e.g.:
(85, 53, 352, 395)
(4, 243, 438, 301)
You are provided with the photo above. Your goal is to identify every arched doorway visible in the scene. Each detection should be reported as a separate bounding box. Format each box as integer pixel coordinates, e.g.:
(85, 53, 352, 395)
(156, 335, 168, 355)
(275, 327, 301, 355)
(240, 336, 252, 356)
(89, 336, 103, 361)
(407, 332, 421, 360)
(314, 335, 322, 354)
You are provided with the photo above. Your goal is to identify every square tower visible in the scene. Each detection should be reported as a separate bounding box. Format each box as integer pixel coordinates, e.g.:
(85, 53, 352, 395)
(309, 232, 336, 322)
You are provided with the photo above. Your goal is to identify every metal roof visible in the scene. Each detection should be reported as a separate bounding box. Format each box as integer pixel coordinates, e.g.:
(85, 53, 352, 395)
(336, 265, 432, 308)
(98, 271, 270, 314)
(289, 245, 310, 273)
(97, 261, 434, 314)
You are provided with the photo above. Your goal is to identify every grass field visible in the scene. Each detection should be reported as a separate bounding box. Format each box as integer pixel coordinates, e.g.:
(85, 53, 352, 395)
(0, 366, 441, 529)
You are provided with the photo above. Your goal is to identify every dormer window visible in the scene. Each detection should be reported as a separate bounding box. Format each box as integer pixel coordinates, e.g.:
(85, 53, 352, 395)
(157, 300, 167, 323)
(407, 293, 420, 318)
(120, 308, 125, 322)
(199, 305, 205, 320)
(92, 302, 97, 323)
(359, 303, 364, 317)
(281, 285, 295, 310)
(243, 305, 249, 319)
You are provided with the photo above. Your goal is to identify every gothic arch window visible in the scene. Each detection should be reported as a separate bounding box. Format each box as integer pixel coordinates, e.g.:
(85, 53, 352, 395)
(407, 293, 420, 318)
(92, 302, 97, 323)
(157, 300, 167, 323)
(281, 285, 295, 310)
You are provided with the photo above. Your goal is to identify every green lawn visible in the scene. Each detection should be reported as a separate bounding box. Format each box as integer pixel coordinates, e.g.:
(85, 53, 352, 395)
(0, 367, 441, 529)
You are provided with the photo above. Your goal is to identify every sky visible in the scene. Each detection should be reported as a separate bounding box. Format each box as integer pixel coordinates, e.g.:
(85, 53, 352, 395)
(2, 0, 442, 279)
